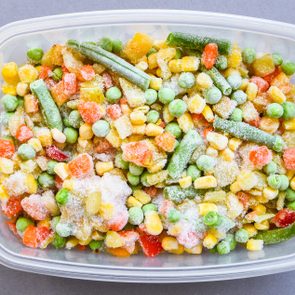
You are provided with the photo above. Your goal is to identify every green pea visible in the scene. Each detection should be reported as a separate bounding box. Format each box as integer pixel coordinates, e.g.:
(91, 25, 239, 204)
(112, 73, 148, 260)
(142, 203, 157, 214)
(16, 217, 34, 233)
(165, 122, 182, 138)
(178, 72, 196, 89)
(227, 74, 242, 90)
(203, 211, 220, 227)
(266, 103, 284, 118)
(204, 86, 222, 105)
(146, 110, 160, 123)
(263, 161, 277, 175)
(282, 101, 295, 119)
(129, 163, 144, 176)
(52, 67, 63, 81)
(231, 90, 247, 105)
(186, 164, 201, 181)
(267, 174, 281, 189)
(140, 171, 150, 187)
(68, 110, 81, 128)
(168, 99, 187, 117)
(272, 52, 283, 66)
(64, 127, 78, 144)
(92, 120, 110, 137)
(158, 87, 175, 104)
(281, 60, 295, 75)
(51, 216, 61, 231)
(47, 160, 57, 175)
(51, 233, 66, 249)
(27, 47, 44, 63)
(215, 55, 228, 70)
(288, 201, 295, 211)
(98, 37, 113, 52)
(230, 108, 243, 122)
(145, 89, 158, 105)
(196, 155, 216, 172)
(286, 188, 295, 202)
(38, 172, 55, 188)
(242, 48, 256, 64)
(55, 188, 69, 205)
(1, 94, 19, 112)
(127, 172, 140, 186)
(89, 240, 103, 251)
(63, 117, 71, 127)
(225, 234, 236, 251)
(55, 222, 72, 237)
(106, 86, 122, 103)
(17, 144, 36, 160)
(235, 228, 249, 243)
(279, 175, 289, 191)
(112, 39, 123, 54)
(128, 207, 144, 225)
(114, 153, 129, 170)
(217, 240, 231, 255)
(167, 208, 181, 223)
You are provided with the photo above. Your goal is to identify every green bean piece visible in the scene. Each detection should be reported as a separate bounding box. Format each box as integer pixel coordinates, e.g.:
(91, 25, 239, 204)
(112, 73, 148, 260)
(166, 32, 232, 55)
(163, 185, 198, 204)
(205, 67, 232, 95)
(30, 79, 63, 131)
(167, 129, 203, 179)
(213, 116, 285, 152)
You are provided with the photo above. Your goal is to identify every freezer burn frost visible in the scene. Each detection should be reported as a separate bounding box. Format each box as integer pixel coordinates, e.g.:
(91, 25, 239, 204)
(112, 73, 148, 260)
(1, 30, 295, 257)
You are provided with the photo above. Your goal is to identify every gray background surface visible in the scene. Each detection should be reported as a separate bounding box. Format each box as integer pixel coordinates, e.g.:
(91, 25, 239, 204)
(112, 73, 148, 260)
(0, 0, 294, 294)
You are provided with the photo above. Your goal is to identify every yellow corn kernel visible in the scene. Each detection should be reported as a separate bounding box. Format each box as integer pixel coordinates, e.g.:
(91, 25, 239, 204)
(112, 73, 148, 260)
(51, 128, 66, 144)
(79, 123, 93, 140)
(219, 148, 235, 162)
(18, 64, 39, 83)
(203, 233, 218, 249)
(136, 61, 148, 71)
(201, 105, 214, 122)
(177, 112, 194, 133)
(144, 211, 163, 235)
(0, 158, 14, 174)
(259, 117, 279, 134)
(246, 239, 264, 251)
(91, 231, 105, 241)
(134, 105, 150, 114)
(268, 86, 286, 103)
(237, 170, 258, 191)
(157, 48, 176, 61)
(105, 128, 122, 148)
(27, 138, 42, 152)
(20, 160, 37, 173)
(147, 158, 167, 173)
(95, 161, 114, 176)
(181, 56, 200, 72)
(240, 78, 249, 91)
(77, 138, 92, 153)
(194, 176, 217, 189)
(283, 118, 295, 131)
(287, 171, 295, 180)
(163, 105, 174, 123)
(179, 176, 192, 189)
(121, 103, 131, 115)
(0, 184, 9, 202)
(263, 186, 279, 200)
(37, 219, 51, 228)
(204, 190, 226, 203)
(146, 170, 168, 185)
(66, 237, 79, 249)
(145, 123, 163, 136)
(130, 111, 146, 125)
(168, 59, 182, 73)
(187, 94, 206, 114)
(196, 72, 213, 89)
(246, 82, 258, 101)
(133, 189, 151, 205)
(198, 203, 218, 216)
(132, 124, 146, 135)
(253, 204, 266, 215)
(184, 244, 203, 254)
(35, 156, 48, 171)
(100, 202, 114, 220)
(105, 231, 124, 248)
(243, 224, 257, 238)
(230, 181, 241, 193)
(54, 163, 69, 180)
(16, 82, 29, 97)
(161, 237, 184, 254)
(1, 83, 17, 95)
(228, 138, 242, 151)
(24, 94, 38, 113)
(206, 146, 218, 157)
(85, 191, 101, 215)
(126, 196, 142, 208)
(1, 62, 19, 84)
(291, 176, 295, 190)
(254, 220, 270, 231)
(206, 131, 228, 150)
(149, 76, 163, 90)
(35, 127, 52, 147)
(114, 115, 133, 139)
(148, 53, 158, 69)
(62, 179, 74, 191)
(227, 43, 242, 68)
(25, 174, 38, 194)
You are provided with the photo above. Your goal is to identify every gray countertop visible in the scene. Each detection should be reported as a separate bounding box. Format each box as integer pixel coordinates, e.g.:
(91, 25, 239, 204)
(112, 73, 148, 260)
(0, 0, 294, 294)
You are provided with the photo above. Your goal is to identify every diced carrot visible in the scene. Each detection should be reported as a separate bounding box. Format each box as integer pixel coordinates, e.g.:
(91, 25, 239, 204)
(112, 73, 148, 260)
(138, 230, 162, 257)
(77, 65, 95, 81)
(36, 226, 52, 246)
(102, 72, 113, 89)
(50, 80, 70, 106)
(270, 72, 291, 94)
(0, 138, 15, 158)
(192, 113, 211, 128)
(106, 104, 122, 120)
(202, 126, 214, 139)
(249, 146, 272, 167)
(94, 138, 115, 154)
(202, 43, 218, 70)
(23, 225, 38, 248)
(143, 186, 158, 197)
(78, 101, 105, 124)
(237, 192, 251, 209)
(15, 125, 33, 142)
(2, 197, 22, 218)
(154, 132, 176, 152)
(38, 66, 52, 80)
(68, 153, 94, 178)
(250, 76, 269, 93)
(55, 175, 63, 190)
(107, 247, 131, 257)
(6, 221, 18, 236)
(248, 117, 260, 128)
(107, 210, 128, 231)
(63, 72, 77, 95)
(263, 67, 281, 84)
(283, 148, 295, 170)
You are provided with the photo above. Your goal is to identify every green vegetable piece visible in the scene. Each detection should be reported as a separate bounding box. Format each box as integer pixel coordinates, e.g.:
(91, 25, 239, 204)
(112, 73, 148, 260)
(167, 208, 181, 223)
(266, 103, 284, 118)
(263, 161, 277, 175)
(165, 122, 182, 138)
(114, 153, 129, 170)
(129, 163, 144, 176)
(142, 203, 157, 214)
(235, 228, 249, 243)
(204, 86, 222, 105)
(272, 52, 283, 66)
(51, 233, 66, 249)
(196, 155, 216, 172)
(51, 216, 60, 231)
(128, 207, 144, 225)
(146, 110, 160, 123)
(112, 39, 123, 54)
(286, 188, 295, 202)
(227, 74, 242, 90)
(55, 188, 69, 205)
(38, 172, 55, 188)
(47, 160, 57, 175)
(106, 86, 122, 103)
(17, 143, 36, 160)
(242, 48, 256, 64)
(281, 60, 295, 75)
(282, 101, 295, 119)
(215, 55, 228, 70)
(230, 108, 243, 122)
(175, 48, 183, 59)
(145, 89, 158, 105)
(68, 110, 81, 128)
(217, 240, 231, 255)
(186, 164, 201, 181)
(163, 185, 197, 204)
(127, 172, 140, 186)
(216, 215, 235, 232)
(52, 67, 63, 81)
(279, 175, 289, 191)
(27, 48, 44, 63)
(98, 37, 113, 52)
(16, 217, 34, 233)
(167, 129, 203, 179)
(178, 72, 196, 89)
(140, 171, 150, 187)
(168, 99, 187, 117)
(147, 48, 157, 57)
(267, 174, 281, 189)
(92, 120, 110, 137)
(205, 67, 232, 96)
(30, 79, 63, 131)
(231, 90, 247, 105)
(203, 211, 220, 227)
(166, 32, 232, 55)
(64, 127, 78, 144)
(287, 201, 295, 211)
(55, 222, 72, 237)
(2, 94, 19, 112)
(213, 116, 285, 152)
(158, 87, 175, 104)
(89, 240, 103, 251)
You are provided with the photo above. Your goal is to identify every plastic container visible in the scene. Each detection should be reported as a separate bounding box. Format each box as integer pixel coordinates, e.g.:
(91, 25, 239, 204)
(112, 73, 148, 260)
(0, 10, 295, 283)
